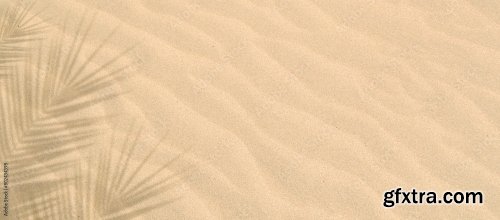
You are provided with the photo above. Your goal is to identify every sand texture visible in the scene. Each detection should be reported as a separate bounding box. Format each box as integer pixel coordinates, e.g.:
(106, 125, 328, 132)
(0, 0, 499, 219)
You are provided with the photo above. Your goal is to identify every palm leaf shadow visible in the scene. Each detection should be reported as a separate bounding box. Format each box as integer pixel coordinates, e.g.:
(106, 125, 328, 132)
(0, 1, 47, 70)
(74, 122, 188, 220)
(11, 177, 75, 219)
(0, 9, 135, 219)
(1, 11, 131, 183)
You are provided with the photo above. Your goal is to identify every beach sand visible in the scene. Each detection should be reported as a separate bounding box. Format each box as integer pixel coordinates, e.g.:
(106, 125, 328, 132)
(0, 0, 499, 219)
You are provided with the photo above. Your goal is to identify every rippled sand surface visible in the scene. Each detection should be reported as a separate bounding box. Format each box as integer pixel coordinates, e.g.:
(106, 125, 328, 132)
(1, 0, 499, 219)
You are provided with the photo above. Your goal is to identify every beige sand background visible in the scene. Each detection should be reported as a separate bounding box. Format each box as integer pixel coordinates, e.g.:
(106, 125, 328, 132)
(1, 0, 499, 219)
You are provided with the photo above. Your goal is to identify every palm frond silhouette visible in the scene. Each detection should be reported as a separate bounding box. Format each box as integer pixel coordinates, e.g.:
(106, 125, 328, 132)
(0, 3, 184, 219)
(1, 13, 129, 183)
(9, 123, 187, 220)
(72, 123, 186, 220)
(12, 177, 75, 219)
(0, 5, 136, 218)
(0, 1, 46, 70)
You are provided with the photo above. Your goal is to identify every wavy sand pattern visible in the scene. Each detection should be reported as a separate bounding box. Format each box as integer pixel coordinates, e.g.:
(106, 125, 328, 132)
(1, 0, 499, 219)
